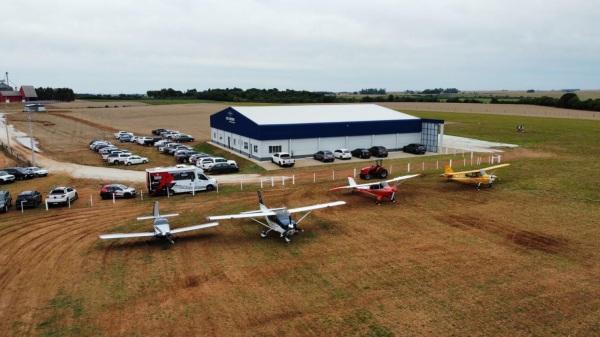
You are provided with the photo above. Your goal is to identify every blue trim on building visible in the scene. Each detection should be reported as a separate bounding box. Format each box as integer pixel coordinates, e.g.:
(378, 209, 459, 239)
(210, 107, 425, 140)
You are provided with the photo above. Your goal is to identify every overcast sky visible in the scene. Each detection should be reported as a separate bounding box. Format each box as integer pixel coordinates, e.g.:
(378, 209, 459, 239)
(1, 0, 598, 93)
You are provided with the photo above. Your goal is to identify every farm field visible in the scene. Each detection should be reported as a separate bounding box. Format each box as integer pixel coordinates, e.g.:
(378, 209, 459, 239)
(0, 110, 599, 336)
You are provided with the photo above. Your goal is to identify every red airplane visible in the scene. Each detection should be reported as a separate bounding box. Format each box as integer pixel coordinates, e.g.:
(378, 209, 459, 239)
(330, 174, 420, 204)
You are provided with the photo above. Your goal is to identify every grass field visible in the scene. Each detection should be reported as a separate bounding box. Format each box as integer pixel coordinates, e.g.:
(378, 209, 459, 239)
(1, 109, 599, 336)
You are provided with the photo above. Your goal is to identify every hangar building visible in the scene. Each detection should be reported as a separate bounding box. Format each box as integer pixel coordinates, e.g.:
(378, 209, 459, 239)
(210, 104, 444, 160)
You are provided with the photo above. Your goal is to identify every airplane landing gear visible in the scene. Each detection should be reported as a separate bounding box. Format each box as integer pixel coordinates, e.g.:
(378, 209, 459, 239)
(260, 230, 270, 238)
(284, 236, 291, 243)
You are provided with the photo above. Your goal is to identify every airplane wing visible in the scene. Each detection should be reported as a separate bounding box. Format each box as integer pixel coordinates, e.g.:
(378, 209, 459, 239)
(99, 232, 156, 240)
(446, 163, 511, 175)
(330, 175, 419, 191)
(287, 201, 346, 214)
(207, 211, 277, 221)
(170, 222, 219, 234)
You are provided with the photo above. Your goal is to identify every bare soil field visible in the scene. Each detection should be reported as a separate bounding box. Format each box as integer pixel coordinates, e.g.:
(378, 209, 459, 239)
(381, 102, 600, 120)
(0, 171, 599, 337)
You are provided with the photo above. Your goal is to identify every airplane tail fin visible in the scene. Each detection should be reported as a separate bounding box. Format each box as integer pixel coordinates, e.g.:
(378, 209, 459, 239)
(347, 177, 357, 186)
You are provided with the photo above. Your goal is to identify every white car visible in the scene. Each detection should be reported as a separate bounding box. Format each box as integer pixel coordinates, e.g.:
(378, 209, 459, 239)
(102, 150, 126, 161)
(197, 157, 237, 170)
(136, 136, 154, 145)
(0, 171, 16, 183)
(154, 139, 169, 147)
(25, 166, 48, 177)
(114, 131, 132, 139)
(46, 187, 78, 206)
(333, 148, 352, 160)
(271, 152, 295, 167)
(125, 155, 149, 165)
(108, 153, 132, 165)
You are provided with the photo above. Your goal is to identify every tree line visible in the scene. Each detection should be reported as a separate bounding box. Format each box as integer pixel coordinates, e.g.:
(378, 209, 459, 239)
(35, 87, 75, 101)
(146, 88, 337, 103)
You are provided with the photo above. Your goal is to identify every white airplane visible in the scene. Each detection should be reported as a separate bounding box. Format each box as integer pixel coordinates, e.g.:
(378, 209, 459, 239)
(99, 201, 219, 244)
(207, 191, 346, 243)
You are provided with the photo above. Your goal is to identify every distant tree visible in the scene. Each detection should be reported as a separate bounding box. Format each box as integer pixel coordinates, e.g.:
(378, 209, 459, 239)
(526, 89, 535, 93)
(557, 93, 579, 108)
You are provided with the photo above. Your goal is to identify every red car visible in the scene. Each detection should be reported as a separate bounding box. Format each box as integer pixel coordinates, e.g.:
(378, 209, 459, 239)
(359, 160, 389, 180)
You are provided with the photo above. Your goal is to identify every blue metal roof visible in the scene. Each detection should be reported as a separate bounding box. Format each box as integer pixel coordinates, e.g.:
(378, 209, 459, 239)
(210, 106, 443, 141)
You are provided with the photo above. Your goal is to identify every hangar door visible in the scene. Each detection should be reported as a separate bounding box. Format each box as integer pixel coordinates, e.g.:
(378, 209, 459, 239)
(347, 135, 372, 149)
(290, 138, 319, 156)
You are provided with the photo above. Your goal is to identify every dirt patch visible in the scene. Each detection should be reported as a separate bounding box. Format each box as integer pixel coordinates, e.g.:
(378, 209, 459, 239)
(440, 214, 569, 254)
(508, 230, 568, 254)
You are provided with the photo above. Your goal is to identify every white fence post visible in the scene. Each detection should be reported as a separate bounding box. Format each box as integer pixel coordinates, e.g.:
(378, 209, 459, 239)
(112, 193, 115, 204)
(470, 152, 473, 166)
(140, 190, 143, 201)
(332, 170, 335, 181)
(389, 165, 393, 175)
(260, 179, 264, 189)
(436, 160, 439, 170)
(192, 183, 195, 196)
(21, 201, 24, 213)
(449, 159, 453, 168)
(407, 163, 410, 172)
(353, 168, 356, 178)
(216, 182, 219, 193)
(167, 187, 170, 198)
(282, 176, 285, 186)
(90, 195, 93, 207)
(463, 158, 466, 167)
(68, 197, 71, 208)
(240, 179, 243, 191)
(313, 172, 316, 183)
(292, 175, 295, 185)
(271, 177, 274, 187)
(45, 200, 48, 211)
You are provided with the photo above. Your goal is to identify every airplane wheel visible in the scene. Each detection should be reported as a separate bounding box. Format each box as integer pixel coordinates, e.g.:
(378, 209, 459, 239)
(260, 231, 268, 238)
(284, 237, 291, 243)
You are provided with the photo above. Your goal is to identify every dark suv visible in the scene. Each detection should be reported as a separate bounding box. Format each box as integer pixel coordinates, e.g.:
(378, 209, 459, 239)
(403, 143, 426, 155)
(313, 150, 335, 162)
(0, 190, 12, 212)
(3, 167, 35, 180)
(369, 146, 388, 158)
(351, 148, 371, 159)
(15, 191, 42, 208)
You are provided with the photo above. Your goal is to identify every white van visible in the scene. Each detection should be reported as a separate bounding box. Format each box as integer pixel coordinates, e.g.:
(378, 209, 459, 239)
(145, 165, 217, 196)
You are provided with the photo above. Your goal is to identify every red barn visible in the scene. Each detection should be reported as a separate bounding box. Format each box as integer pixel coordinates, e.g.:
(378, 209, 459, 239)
(0, 90, 22, 103)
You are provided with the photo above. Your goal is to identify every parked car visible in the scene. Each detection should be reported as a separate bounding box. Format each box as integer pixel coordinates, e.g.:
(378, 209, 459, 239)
(313, 150, 335, 162)
(3, 167, 35, 180)
(333, 148, 352, 160)
(167, 144, 191, 155)
(100, 184, 137, 199)
(136, 136, 153, 145)
(154, 139, 170, 148)
(114, 131, 132, 139)
(369, 146, 388, 158)
(159, 142, 179, 153)
(0, 171, 16, 184)
(351, 148, 371, 159)
(175, 150, 198, 163)
(188, 153, 210, 164)
(0, 190, 12, 212)
(197, 157, 237, 170)
(119, 134, 134, 142)
(24, 166, 48, 177)
(173, 134, 194, 142)
(206, 162, 239, 174)
(271, 152, 295, 167)
(99, 146, 119, 155)
(15, 191, 42, 208)
(124, 155, 149, 165)
(46, 187, 78, 206)
(92, 142, 112, 152)
(403, 143, 426, 155)
(101, 149, 126, 160)
(108, 152, 132, 165)
(152, 128, 167, 135)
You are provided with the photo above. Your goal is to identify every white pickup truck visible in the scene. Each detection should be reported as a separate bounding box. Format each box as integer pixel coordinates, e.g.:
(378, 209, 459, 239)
(271, 152, 295, 167)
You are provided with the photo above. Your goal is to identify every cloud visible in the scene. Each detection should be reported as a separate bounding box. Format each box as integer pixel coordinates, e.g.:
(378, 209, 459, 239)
(1, 0, 598, 92)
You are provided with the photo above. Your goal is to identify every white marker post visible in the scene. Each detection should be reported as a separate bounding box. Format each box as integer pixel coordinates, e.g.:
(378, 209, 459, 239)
(332, 170, 335, 181)
(68, 197, 71, 209)
(45, 200, 48, 211)
(449, 159, 453, 168)
(271, 176, 274, 187)
(112, 193, 116, 204)
(463, 158, 466, 167)
(292, 175, 295, 185)
(422, 162, 425, 171)
(240, 179, 243, 191)
(90, 195, 93, 207)
(192, 183, 195, 196)
(353, 168, 356, 178)
(282, 176, 285, 187)
(260, 179, 264, 189)
(389, 165, 393, 175)
(167, 187, 170, 198)
(140, 190, 143, 201)
(313, 172, 316, 183)
(407, 163, 410, 172)
(436, 160, 439, 170)
(21, 201, 24, 214)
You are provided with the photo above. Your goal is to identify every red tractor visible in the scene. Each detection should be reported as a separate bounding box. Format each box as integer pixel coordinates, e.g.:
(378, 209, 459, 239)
(359, 160, 389, 180)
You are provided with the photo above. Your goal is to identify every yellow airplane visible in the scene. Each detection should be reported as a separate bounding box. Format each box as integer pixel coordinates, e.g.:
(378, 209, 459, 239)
(441, 163, 510, 189)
